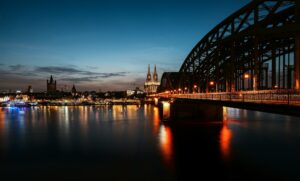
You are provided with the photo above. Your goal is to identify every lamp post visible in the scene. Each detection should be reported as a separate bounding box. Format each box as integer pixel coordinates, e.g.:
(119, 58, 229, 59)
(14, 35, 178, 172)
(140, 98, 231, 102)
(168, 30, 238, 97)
(243, 73, 250, 90)
(209, 81, 215, 92)
(178, 88, 182, 94)
(193, 84, 197, 93)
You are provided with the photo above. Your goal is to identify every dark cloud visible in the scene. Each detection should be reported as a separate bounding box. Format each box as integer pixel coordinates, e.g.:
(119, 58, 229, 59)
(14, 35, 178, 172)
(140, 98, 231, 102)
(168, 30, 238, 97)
(0, 64, 132, 91)
(9, 64, 23, 71)
(35, 66, 128, 77)
(15, 72, 38, 77)
(99, 73, 127, 78)
(35, 66, 85, 74)
(0, 64, 38, 77)
(60, 76, 101, 82)
(60, 72, 127, 83)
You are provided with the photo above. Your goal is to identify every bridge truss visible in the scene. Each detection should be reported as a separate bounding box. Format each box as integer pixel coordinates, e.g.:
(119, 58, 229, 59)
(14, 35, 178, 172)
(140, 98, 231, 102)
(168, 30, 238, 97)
(178, 0, 300, 93)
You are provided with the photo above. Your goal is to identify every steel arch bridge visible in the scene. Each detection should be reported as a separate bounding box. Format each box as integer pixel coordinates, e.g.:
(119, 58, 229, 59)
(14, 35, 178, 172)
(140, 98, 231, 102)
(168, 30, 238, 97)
(174, 0, 300, 94)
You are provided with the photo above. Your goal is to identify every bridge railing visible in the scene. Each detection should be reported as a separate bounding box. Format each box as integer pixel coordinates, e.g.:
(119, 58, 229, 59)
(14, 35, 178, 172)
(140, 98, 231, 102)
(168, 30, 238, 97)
(157, 90, 300, 106)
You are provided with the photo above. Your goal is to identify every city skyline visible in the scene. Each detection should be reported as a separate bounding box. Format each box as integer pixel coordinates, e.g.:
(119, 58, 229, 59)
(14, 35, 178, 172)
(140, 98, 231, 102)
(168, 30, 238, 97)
(0, 0, 249, 91)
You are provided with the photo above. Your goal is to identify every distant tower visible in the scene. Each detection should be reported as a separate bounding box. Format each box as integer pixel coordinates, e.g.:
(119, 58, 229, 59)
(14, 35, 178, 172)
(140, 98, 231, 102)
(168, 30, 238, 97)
(47, 75, 57, 93)
(71, 84, 77, 96)
(144, 65, 160, 94)
(153, 65, 158, 82)
(147, 64, 152, 81)
(27, 85, 33, 93)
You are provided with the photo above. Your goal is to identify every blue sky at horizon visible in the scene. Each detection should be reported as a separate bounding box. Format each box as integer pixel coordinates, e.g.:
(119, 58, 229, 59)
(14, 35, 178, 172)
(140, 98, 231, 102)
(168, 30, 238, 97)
(0, 0, 249, 91)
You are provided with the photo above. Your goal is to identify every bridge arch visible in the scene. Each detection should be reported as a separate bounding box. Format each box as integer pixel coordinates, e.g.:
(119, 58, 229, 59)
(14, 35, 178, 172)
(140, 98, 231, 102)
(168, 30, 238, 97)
(178, 0, 300, 93)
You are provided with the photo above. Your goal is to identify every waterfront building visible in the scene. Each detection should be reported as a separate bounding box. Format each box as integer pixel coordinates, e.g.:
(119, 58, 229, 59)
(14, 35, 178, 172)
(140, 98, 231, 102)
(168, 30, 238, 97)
(144, 65, 160, 94)
(47, 75, 57, 93)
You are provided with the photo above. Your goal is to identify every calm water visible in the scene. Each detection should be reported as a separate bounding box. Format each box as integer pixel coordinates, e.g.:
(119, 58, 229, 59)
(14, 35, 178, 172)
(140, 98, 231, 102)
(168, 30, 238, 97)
(1, 105, 300, 180)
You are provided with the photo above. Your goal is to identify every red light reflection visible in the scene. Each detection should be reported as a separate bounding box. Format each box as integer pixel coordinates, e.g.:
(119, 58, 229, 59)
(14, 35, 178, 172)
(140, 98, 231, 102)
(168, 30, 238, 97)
(159, 125, 173, 165)
(220, 107, 232, 160)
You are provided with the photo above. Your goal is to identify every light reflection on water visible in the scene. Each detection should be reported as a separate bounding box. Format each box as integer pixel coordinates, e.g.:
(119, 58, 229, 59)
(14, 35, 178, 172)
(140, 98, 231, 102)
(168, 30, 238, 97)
(0, 105, 300, 180)
(159, 125, 173, 166)
(220, 107, 232, 160)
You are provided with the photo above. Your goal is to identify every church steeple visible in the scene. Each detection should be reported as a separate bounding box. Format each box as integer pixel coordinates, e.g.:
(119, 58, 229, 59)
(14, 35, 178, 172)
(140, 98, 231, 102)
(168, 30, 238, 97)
(144, 64, 160, 95)
(47, 75, 57, 93)
(71, 84, 76, 95)
(50, 75, 54, 83)
(146, 64, 152, 81)
(153, 64, 158, 82)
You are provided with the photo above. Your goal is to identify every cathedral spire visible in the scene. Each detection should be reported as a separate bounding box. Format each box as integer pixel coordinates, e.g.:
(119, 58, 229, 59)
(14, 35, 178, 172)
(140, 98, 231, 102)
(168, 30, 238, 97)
(146, 64, 152, 81)
(153, 64, 158, 82)
(148, 64, 150, 74)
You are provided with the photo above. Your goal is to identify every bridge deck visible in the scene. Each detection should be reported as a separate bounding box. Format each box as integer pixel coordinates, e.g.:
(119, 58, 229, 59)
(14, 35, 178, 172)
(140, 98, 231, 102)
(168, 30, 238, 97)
(158, 90, 300, 106)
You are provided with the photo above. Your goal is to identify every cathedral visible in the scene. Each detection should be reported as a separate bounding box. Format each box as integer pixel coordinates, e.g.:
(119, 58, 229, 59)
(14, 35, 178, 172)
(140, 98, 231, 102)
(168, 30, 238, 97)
(144, 65, 160, 94)
(47, 75, 57, 93)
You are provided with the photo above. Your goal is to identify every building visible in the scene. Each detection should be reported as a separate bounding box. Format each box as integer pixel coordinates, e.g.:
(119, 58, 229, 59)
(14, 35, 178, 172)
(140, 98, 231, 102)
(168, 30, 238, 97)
(144, 64, 160, 94)
(71, 84, 77, 96)
(47, 75, 57, 93)
(27, 85, 33, 93)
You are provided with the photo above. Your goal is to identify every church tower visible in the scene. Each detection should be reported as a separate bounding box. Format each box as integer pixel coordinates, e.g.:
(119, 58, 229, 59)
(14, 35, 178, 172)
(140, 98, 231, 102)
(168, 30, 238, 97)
(71, 84, 77, 96)
(47, 75, 57, 93)
(153, 65, 158, 82)
(144, 65, 160, 94)
(147, 64, 152, 81)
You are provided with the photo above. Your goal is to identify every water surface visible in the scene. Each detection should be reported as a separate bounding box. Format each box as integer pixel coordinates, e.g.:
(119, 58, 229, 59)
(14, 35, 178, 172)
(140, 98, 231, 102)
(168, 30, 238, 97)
(0, 105, 300, 180)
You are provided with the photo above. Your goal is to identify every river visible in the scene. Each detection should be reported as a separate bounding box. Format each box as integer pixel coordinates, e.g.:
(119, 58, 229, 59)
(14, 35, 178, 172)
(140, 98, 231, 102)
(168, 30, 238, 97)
(0, 105, 299, 180)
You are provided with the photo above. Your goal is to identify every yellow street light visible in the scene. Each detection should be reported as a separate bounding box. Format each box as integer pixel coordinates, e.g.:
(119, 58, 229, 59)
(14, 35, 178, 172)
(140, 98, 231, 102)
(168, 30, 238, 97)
(244, 73, 250, 79)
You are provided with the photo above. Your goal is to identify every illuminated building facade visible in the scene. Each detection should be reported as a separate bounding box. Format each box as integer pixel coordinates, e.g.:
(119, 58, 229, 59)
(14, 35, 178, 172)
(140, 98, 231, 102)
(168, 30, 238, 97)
(47, 75, 57, 93)
(144, 65, 160, 94)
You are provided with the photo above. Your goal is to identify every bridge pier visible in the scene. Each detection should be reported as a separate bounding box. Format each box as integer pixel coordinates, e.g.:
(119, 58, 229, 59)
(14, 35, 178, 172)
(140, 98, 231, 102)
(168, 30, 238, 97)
(159, 99, 223, 122)
(295, 0, 300, 90)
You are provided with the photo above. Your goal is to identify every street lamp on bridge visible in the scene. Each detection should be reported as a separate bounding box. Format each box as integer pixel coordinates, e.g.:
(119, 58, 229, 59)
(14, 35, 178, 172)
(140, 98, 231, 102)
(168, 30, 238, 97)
(193, 84, 198, 93)
(243, 73, 251, 91)
(244, 73, 250, 79)
(178, 88, 182, 94)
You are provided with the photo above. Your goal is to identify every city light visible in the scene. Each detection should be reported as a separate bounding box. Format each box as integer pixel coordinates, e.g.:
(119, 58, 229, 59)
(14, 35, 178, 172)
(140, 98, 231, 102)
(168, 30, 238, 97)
(209, 81, 215, 86)
(244, 73, 250, 79)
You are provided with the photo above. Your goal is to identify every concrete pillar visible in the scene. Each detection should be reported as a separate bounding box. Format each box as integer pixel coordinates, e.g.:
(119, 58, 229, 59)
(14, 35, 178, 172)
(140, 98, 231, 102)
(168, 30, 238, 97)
(272, 47, 277, 89)
(295, 33, 300, 90)
(226, 80, 229, 92)
(295, 1, 300, 90)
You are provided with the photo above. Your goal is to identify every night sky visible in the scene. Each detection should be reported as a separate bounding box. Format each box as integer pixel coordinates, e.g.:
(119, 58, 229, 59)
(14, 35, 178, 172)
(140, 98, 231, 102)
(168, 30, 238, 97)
(0, 0, 249, 92)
